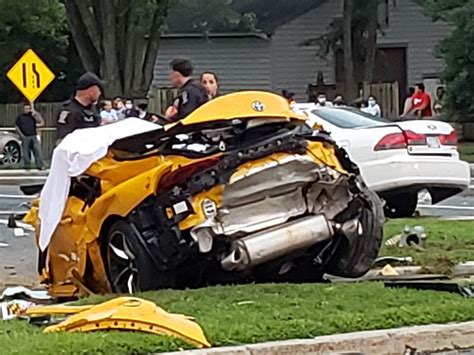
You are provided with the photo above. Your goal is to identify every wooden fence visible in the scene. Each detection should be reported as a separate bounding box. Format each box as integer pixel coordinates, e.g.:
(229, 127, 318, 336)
(362, 82, 399, 118)
(0, 88, 179, 160)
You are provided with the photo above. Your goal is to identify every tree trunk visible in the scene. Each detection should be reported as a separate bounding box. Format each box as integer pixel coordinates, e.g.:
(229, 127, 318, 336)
(66, 0, 169, 98)
(343, 0, 358, 100)
(100, 0, 122, 96)
(364, 0, 378, 83)
(64, 0, 99, 73)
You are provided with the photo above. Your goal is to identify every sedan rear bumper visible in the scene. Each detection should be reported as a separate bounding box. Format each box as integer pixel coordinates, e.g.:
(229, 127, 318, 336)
(360, 156, 471, 193)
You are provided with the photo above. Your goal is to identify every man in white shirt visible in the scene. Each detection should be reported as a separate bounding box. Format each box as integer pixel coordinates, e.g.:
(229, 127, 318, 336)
(361, 96, 382, 117)
(100, 100, 118, 125)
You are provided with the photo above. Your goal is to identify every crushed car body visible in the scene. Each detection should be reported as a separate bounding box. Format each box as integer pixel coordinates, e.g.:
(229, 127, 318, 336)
(24, 91, 385, 298)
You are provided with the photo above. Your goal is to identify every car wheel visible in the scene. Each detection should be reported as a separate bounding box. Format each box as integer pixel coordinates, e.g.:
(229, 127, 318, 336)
(384, 193, 418, 218)
(2, 142, 21, 165)
(103, 220, 174, 293)
(325, 185, 385, 278)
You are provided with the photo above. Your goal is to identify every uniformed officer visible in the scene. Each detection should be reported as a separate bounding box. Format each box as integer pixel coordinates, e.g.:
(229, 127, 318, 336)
(165, 58, 208, 122)
(56, 72, 104, 142)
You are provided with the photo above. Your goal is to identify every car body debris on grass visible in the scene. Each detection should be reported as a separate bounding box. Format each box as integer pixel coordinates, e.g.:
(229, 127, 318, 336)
(1, 282, 474, 354)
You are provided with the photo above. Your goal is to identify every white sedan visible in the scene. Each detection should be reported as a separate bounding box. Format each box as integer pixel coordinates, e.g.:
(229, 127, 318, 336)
(293, 104, 471, 218)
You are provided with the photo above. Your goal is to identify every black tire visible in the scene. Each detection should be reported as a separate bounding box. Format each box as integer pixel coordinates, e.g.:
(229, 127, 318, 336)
(102, 220, 174, 293)
(325, 186, 385, 278)
(2, 142, 21, 165)
(384, 193, 418, 218)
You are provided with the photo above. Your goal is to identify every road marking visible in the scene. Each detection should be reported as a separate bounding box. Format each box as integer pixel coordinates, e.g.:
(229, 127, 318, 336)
(418, 204, 474, 211)
(0, 194, 36, 199)
(0, 210, 27, 215)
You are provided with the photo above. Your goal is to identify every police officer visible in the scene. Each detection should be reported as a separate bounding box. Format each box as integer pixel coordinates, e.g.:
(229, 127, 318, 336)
(165, 58, 208, 122)
(56, 72, 104, 142)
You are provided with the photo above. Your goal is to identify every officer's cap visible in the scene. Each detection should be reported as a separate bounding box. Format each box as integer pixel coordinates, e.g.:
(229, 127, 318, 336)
(76, 72, 105, 92)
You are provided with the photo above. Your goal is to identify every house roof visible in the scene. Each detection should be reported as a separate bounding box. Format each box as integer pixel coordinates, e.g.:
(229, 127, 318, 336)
(164, 0, 327, 36)
(231, 0, 328, 34)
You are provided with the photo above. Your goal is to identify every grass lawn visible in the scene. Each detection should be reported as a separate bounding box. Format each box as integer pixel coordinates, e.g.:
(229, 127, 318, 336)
(381, 218, 474, 274)
(1, 219, 474, 354)
(459, 142, 474, 163)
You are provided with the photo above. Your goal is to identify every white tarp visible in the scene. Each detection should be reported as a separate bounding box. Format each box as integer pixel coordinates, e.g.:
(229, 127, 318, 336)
(38, 118, 161, 251)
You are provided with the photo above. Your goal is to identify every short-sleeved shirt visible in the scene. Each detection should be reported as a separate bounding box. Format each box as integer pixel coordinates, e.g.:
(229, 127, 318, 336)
(170, 79, 208, 122)
(15, 113, 37, 137)
(56, 98, 101, 139)
(411, 92, 432, 117)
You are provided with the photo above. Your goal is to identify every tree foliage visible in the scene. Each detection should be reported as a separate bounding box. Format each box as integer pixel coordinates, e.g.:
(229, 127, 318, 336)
(420, 0, 474, 120)
(0, 0, 71, 103)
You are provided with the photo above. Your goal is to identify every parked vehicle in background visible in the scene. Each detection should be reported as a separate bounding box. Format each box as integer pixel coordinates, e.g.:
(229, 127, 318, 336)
(0, 131, 22, 165)
(293, 104, 471, 218)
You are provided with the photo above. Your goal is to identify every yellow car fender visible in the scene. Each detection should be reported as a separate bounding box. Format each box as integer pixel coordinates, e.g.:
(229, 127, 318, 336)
(29, 297, 211, 348)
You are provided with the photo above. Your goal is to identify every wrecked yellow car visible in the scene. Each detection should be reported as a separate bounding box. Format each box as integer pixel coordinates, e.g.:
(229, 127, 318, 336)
(26, 91, 384, 298)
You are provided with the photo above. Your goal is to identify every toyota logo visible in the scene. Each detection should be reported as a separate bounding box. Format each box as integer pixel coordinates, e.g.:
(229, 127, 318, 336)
(251, 101, 265, 112)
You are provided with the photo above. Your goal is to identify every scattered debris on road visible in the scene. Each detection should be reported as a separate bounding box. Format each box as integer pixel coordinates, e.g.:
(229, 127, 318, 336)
(385, 225, 427, 249)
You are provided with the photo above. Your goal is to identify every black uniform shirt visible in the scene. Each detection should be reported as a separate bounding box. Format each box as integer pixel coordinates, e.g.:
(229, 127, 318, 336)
(172, 79, 208, 121)
(56, 98, 101, 139)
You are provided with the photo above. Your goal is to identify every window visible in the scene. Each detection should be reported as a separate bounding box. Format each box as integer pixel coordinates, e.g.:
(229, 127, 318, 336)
(312, 108, 387, 129)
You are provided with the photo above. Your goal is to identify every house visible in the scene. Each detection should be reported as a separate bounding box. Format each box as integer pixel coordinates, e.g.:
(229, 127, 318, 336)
(152, 0, 452, 102)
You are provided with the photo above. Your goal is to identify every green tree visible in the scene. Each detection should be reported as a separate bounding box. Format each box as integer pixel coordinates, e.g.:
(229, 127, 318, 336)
(302, 0, 381, 100)
(421, 0, 473, 120)
(0, 0, 70, 103)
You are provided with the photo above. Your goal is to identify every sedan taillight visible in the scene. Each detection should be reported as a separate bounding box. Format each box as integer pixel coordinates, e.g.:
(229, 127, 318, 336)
(439, 131, 458, 146)
(374, 133, 407, 151)
(404, 130, 427, 145)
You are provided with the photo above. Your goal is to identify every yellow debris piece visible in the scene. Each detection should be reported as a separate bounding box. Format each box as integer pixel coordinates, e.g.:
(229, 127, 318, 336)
(29, 297, 211, 348)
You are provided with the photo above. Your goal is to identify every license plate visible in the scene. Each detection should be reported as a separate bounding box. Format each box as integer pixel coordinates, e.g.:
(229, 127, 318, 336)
(427, 136, 440, 148)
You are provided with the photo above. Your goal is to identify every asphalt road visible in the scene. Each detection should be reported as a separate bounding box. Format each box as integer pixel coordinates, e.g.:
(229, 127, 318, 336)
(1, 183, 474, 290)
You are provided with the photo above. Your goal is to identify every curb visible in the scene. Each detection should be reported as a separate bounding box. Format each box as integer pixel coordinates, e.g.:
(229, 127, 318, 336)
(161, 321, 474, 355)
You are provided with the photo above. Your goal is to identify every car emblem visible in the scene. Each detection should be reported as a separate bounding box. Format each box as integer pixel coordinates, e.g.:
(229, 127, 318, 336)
(427, 124, 437, 130)
(251, 101, 265, 112)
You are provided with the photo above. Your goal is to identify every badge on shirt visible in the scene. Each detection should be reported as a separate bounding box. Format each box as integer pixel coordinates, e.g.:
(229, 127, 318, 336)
(58, 111, 69, 124)
(83, 115, 94, 122)
(182, 91, 189, 105)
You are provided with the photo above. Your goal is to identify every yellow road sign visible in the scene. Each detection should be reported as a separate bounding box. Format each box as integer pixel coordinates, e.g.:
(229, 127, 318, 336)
(6, 49, 55, 103)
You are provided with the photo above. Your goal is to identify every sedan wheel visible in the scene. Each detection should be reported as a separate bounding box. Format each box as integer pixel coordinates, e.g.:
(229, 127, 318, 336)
(2, 142, 21, 165)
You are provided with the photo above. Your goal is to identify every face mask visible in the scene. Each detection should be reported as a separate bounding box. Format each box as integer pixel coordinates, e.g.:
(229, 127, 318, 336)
(318, 98, 326, 104)
(368, 100, 376, 107)
(125, 104, 133, 109)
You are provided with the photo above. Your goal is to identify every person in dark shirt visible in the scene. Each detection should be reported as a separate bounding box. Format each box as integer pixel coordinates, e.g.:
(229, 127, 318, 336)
(165, 58, 208, 122)
(56, 72, 104, 143)
(124, 99, 139, 118)
(15, 102, 44, 169)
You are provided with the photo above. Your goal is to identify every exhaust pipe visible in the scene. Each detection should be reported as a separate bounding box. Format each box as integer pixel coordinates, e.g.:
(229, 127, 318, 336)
(221, 215, 333, 271)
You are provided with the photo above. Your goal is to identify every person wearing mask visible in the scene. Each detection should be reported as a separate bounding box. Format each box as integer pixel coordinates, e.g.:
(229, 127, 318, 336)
(200, 71, 219, 100)
(361, 96, 382, 117)
(100, 99, 118, 125)
(165, 58, 208, 122)
(333, 94, 346, 106)
(15, 102, 44, 169)
(113, 97, 126, 120)
(56, 72, 103, 142)
(315, 93, 333, 107)
(402, 83, 432, 118)
(137, 103, 160, 123)
(433, 86, 445, 116)
(124, 100, 139, 118)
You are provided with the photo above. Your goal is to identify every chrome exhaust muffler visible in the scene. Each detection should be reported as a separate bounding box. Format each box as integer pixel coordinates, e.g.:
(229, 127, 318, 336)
(221, 215, 333, 271)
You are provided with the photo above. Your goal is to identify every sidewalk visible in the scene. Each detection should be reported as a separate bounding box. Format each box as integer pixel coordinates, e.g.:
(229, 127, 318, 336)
(161, 322, 474, 355)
